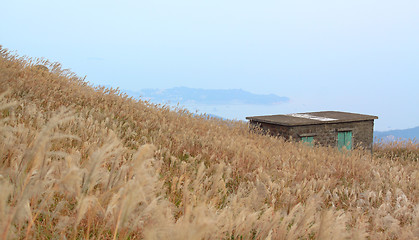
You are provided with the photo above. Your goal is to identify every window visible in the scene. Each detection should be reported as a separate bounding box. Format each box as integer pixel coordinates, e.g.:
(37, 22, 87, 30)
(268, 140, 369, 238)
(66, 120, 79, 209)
(301, 136, 314, 146)
(338, 131, 352, 150)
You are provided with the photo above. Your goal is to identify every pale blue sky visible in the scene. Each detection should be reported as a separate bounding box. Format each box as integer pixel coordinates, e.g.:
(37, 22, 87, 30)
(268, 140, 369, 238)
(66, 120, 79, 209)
(1, 0, 418, 130)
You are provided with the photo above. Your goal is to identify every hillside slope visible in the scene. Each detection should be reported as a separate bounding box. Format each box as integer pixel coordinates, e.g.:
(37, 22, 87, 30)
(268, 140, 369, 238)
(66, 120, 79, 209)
(0, 46, 418, 239)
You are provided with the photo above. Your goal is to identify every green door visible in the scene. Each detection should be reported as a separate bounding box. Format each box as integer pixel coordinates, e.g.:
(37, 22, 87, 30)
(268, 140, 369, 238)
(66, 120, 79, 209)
(301, 136, 314, 146)
(338, 131, 352, 150)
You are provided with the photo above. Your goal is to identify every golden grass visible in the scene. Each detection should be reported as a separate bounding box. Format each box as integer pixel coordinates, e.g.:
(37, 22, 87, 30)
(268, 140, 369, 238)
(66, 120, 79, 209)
(0, 45, 418, 239)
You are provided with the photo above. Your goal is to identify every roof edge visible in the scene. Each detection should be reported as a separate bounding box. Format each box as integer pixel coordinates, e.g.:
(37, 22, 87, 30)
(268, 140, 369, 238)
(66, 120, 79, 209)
(247, 116, 378, 127)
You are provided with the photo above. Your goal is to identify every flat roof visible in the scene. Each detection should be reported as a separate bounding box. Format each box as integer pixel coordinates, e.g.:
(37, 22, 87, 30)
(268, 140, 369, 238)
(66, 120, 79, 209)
(246, 111, 378, 126)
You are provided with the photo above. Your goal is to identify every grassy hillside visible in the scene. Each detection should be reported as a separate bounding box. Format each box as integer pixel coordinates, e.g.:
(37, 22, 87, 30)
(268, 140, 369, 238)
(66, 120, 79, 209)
(0, 46, 418, 239)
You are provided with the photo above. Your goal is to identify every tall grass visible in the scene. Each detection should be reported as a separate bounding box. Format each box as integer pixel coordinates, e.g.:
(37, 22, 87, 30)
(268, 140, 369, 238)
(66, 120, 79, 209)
(374, 138, 418, 162)
(0, 45, 418, 239)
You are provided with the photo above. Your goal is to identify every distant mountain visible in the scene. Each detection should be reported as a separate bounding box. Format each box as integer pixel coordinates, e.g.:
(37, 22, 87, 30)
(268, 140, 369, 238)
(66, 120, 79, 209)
(126, 87, 289, 105)
(374, 126, 419, 142)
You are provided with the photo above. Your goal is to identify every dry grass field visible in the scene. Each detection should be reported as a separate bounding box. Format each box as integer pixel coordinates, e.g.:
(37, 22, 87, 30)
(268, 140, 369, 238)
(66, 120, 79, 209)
(0, 46, 418, 239)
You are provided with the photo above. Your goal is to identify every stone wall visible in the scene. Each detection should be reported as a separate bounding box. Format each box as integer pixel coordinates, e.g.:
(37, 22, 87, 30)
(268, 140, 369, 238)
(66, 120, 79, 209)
(250, 120, 375, 151)
(249, 121, 290, 137)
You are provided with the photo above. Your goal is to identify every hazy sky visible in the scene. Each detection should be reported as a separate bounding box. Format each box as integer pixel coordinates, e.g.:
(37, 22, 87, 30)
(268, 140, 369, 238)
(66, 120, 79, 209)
(1, 0, 418, 130)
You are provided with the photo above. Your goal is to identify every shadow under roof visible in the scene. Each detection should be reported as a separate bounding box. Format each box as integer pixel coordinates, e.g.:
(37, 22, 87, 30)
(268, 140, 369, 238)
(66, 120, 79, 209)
(246, 111, 378, 126)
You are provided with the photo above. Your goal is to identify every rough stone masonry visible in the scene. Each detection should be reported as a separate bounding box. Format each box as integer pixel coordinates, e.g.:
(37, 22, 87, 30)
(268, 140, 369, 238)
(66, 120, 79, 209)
(246, 111, 378, 151)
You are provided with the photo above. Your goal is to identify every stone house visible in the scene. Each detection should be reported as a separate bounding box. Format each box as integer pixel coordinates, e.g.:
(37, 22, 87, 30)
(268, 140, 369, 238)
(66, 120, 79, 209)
(246, 111, 378, 151)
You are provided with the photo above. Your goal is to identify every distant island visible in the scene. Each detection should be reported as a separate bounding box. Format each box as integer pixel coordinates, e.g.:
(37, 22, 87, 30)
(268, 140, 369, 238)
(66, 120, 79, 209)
(123, 87, 418, 140)
(126, 87, 289, 105)
(374, 126, 419, 142)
